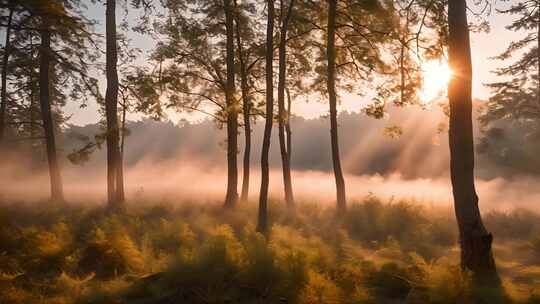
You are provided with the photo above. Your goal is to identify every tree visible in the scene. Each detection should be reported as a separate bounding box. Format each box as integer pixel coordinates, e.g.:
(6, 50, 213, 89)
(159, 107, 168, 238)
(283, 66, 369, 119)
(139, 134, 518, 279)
(480, 1, 540, 159)
(105, 0, 125, 210)
(0, 1, 13, 145)
(234, 0, 253, 203)
(39, 10, 64, 202)
(326, 0, 345, 214)
(66, 1, 153, 189)
(223, 0, 239, 208)
(257, 0, 275, 235)
(316, 0, 393, 214)
(234, 0, 265, 203)
(274, 0, 322, 209)
(9, 0, 101, 202)
(447, 0, 498, 282)
(277, 0, 296, 209)
(0, 0, 44, 147)
(128, 0, 242, 208)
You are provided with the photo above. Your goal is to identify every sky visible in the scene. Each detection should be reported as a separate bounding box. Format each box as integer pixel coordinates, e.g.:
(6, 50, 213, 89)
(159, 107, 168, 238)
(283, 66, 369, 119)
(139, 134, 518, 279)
(1, 0, 527, 126)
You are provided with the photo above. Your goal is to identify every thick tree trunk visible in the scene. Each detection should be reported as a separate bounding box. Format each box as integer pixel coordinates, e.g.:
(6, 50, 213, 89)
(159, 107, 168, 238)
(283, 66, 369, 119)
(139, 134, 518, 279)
(105, 0, 124, 211)
(257, 0, 275, 234)
(277, 0, 295, 209)
(234, 0, 251, 203)
(327, 0, 346, 214)
(448, 0, 498, 283)
(0, 6, 13, 145)
(39, 19, 64, 202)
(223, 0, 239, 208)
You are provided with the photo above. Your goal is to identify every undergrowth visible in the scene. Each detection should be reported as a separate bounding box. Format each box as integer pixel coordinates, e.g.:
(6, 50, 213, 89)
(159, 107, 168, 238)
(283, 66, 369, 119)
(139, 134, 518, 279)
(0, 196, 539, 303)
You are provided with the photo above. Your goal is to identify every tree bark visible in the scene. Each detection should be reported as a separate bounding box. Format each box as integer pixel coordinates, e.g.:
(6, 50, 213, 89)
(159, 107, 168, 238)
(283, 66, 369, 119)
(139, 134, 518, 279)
(286, 87, 292, 165)
(234, 0, 251, 203)
(448, 0, 498, 283)
(39, 17, 64, 202)
(105, 0, 124, 211)
(327, 0, 346, 214)
(116, 102, 126, 203)
(537, 7, 540, 108)
(0, 5, 13, 145)
(223, 0, 239, 208)
(29, 34, 38, 148)
(277, 0, 295, 209)
(257, 0, 275, 234)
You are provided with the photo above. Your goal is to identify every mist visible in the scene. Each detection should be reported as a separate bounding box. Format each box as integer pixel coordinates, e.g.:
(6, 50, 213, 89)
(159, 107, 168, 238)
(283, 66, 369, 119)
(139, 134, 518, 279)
(2, 105, 539, 212)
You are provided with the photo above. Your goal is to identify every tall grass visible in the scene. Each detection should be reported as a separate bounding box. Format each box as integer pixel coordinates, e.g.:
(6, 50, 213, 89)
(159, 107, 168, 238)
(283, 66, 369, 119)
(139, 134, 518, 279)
(0, 197, 538, 303)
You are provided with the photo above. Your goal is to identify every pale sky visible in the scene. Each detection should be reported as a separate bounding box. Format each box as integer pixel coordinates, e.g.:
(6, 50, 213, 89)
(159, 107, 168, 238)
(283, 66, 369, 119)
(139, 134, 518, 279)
(1, 1, 527, 125)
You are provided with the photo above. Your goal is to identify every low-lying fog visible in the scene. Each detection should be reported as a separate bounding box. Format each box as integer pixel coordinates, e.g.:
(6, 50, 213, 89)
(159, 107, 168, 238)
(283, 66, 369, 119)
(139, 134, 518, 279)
(1, 105, 538, 211)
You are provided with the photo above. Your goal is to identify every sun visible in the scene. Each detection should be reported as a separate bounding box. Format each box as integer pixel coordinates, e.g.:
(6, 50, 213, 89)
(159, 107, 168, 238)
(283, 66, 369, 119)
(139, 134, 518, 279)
(419, 60, 452, 105)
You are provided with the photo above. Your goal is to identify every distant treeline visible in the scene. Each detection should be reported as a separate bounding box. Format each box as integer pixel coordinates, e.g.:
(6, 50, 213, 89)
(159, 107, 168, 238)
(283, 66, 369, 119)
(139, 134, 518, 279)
(61, 108, 540, 180)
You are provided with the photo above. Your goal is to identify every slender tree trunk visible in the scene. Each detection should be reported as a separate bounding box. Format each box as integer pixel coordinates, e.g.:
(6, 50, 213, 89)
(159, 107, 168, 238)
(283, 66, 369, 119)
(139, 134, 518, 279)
(105, 0, 124, 211)
(29, 80, 37, 138)
(448, 0, 498, 283)
(116, 102, 126, 203)
(327, 0, 346, 214)
(257, 0, 275, 234)
(39, 18, 64, 202)
(537, 8, 540, 107)
(29, 72, 39, 151)
(400, 40, 405, 104)
(234, 0, 251, 203)
(286, 87, 292, 164)
(28, 34, 39, 154)
(277, 0, 295, 209)
(223, 0, 239, 208)
(0, 6, 13, 145)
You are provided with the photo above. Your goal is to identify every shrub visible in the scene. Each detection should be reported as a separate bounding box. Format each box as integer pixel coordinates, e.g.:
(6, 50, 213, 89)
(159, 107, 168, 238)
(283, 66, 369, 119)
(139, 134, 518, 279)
(364, 262, 412, 299)
(299, 269, 342, 304)
(78, 222, 144, 279)
(408, 254, 472, 304)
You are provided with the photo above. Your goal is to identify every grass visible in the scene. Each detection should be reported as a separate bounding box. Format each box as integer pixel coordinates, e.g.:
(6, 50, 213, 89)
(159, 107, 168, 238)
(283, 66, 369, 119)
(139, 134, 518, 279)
(0, 196, 539, 303)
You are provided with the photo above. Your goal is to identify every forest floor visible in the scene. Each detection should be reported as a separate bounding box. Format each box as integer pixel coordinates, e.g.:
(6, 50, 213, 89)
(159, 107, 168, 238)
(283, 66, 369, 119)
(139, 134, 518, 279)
(1, 196, 540, 303)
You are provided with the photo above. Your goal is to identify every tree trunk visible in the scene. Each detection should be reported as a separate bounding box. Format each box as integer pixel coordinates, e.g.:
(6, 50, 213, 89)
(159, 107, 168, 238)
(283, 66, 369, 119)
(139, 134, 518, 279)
(0, 6, 13, 145)
(257, 0, 275, 234)
(234, 0, 251, 203)
(277, 0, 295, 209)
(29, 34, 38, 151)
(116, 102, 126, 203)
(39, 18, 64, 202)
(286, 87, 292, 165)
(29, 78, 37, 139)
(327, 0, 346, 214)
(223, 0, 239, 208)
(105, 0, 124, 211)
(537, 8, 540, 108)
(448, 0, 498, 283)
